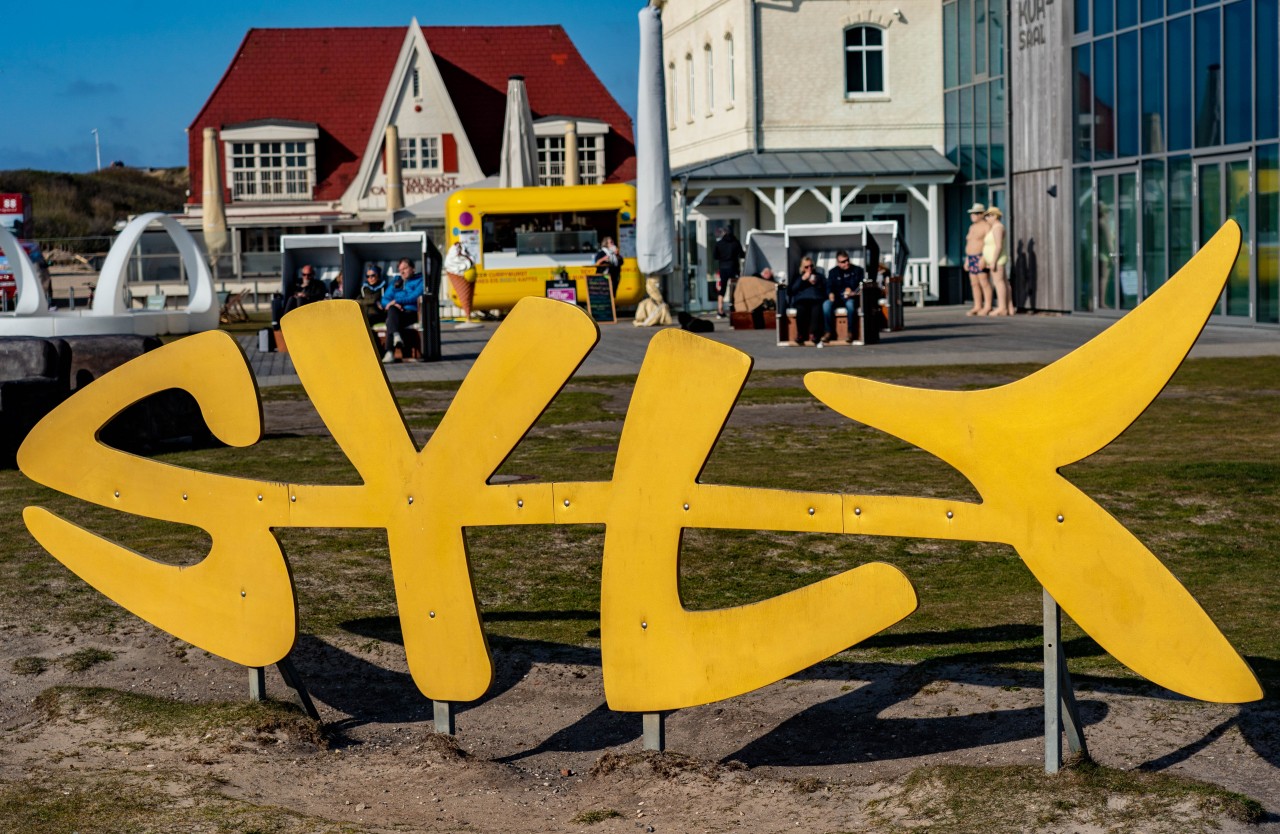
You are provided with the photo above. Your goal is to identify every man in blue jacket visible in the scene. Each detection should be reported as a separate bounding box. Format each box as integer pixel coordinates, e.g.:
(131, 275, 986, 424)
(382, 258, 426, 363)
(822, 251, 865, 344)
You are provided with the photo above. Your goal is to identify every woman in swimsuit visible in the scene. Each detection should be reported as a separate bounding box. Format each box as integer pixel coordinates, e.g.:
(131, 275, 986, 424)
(982, 207, 1014, 316)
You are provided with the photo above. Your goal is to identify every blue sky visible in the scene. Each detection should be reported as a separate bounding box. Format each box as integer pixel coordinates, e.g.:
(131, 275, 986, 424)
(1, 1, 643, 173)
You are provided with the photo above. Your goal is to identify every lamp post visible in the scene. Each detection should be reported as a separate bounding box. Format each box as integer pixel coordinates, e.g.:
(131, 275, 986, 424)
(91, 129, 101, 171)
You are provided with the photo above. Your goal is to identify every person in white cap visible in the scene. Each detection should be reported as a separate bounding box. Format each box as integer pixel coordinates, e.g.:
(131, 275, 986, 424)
(982, 206, 1014, 315)
(964, 202, 993, 316)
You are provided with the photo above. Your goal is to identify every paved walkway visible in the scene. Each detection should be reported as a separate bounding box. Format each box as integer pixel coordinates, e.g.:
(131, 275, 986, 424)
(241, 306, 1280, 387)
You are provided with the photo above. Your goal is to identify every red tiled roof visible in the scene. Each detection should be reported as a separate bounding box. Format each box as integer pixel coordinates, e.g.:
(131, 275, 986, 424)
(188, 24, 636, 206)
(422, 25, 636, 183)
(188, 27, 405, 204)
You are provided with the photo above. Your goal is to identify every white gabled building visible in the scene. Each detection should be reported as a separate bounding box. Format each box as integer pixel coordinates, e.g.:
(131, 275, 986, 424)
(663, 0, 955, 307)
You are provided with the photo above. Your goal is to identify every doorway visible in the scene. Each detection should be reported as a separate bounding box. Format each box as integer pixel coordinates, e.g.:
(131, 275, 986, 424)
(1093, 167, 1140, 311)
(1196, 155, 1253, 318)
(689, 211, 746, 312)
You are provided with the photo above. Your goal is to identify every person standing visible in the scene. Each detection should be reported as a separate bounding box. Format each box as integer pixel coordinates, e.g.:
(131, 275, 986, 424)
(964, 203, 993, 316)
(822, 250, 865, 343)
(381, 258, 426, 364)
(594, 236, 622, 294)
(982, 207, 1014, 315)
(712, 226, 744, 319)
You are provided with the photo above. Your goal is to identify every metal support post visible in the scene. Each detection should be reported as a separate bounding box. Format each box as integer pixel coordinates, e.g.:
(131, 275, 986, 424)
(642, 712, 665, 751)
(1044, 589, 1088, 773)
(248, 666, 266, 702)
(433, 700, 455, 735)
(276, 656, 321, 720)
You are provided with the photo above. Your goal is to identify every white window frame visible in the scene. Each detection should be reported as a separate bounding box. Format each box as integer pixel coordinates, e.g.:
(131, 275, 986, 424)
(668, 61, 678, 128)
(704, 43, 715, 114)
(726, 34, 736, 106)
(533, 119, 609, 186)
(685, 53, 695, 122)
(399, 135, 441, 173)
(221, 122, 318, 202)
(844, 25, 888, 98)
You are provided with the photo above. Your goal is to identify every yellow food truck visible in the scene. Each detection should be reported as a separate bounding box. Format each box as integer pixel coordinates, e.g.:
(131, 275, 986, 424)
(443, 184, 644, 311)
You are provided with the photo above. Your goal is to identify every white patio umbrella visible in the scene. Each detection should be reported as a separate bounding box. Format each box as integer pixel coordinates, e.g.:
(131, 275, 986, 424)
(201, 127, 229, 280)
(633, 1, 675, 325)
(498, 75, 539, 188)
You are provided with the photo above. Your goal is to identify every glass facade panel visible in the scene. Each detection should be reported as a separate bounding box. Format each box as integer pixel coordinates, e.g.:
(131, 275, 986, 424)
(1119, 171, 1140, 309)
(975, 81, 989, 180)
(1167, 16, 1192, 151)
(1168, 0, 1191, 13)
(1169, 156, 1195, 272)
(1199, 161, 1223, 258)
(1226, 159, 1252, 315)
(975, 0, 987, 76)
(1258, 144, 1280, 322)
(1098, 174, 1118, 309)
(1074, 45, 1094, 162)
(959, 0, 972, 85)
(1076, 169, 1095, 310)
(1095, 0, 1114, 35)
(1117, 0, 1139, 29)
(1141, 25, 1164, 154)
(1142, 0, 1164, 22)
(1117, 31, 1139, 158)
(1077, 0, 1090, 33)
(946, 90, 960, 165)
(961, 85, 974, 179)
(989, 0, 1003, 76)
(944, 1, 958, 88)
(1095, 38, 1116, 161)
(1223, 1, 1252, 145)
(1259, 0, 1279, 140)
(1194, 8, 1221, 148)
(991, 78, 1006, 178)
(1143, 159, 1168, 296)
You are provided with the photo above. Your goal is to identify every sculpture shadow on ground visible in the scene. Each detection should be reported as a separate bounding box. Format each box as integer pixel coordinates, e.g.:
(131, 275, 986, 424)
(724, 635, 1110, 767)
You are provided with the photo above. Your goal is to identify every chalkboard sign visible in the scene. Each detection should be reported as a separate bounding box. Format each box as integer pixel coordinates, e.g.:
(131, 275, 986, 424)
(545, 274, 577, 305)
(586, 274, 617, 324)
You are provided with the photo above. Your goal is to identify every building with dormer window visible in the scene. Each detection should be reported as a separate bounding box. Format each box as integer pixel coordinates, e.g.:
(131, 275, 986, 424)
(184, 20, 635, 279)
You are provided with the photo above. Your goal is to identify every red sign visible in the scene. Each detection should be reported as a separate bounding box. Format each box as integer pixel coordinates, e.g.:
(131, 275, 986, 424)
(0, 194, 24, 216)
(0, 272, 16, 300)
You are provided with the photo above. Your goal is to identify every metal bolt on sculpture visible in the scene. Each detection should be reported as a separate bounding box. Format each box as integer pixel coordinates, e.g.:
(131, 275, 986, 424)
(14, 222, 1263, 760)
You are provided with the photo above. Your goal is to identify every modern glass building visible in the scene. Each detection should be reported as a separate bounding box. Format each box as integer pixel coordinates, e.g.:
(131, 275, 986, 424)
(948, 0, 1277, 320)
(1071, 0, 1278, 321)
(943, 0, 1009, 270)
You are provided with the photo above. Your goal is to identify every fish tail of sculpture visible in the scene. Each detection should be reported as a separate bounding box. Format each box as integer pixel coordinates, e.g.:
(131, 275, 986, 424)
(805, 222, 1241, 473)
(1025, 481, 1262, 703)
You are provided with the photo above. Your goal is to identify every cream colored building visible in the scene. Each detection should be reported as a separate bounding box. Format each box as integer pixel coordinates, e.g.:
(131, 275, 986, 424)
(663, 0, 955, 307)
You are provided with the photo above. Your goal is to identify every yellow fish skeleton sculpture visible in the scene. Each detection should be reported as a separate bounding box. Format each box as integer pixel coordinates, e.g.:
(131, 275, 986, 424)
(16, 222, 1262, 713)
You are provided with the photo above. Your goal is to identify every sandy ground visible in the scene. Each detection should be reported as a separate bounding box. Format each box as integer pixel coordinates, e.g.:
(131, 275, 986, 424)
(2, 621, 1277, 833)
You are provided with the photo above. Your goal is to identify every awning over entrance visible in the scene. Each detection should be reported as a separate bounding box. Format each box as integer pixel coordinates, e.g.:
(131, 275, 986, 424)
(673, 148, 957, 186)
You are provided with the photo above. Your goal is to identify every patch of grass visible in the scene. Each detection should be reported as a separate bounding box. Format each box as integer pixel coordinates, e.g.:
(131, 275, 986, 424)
(34, 686, 327, 748)
(62, 647, 115, 673)
(877, 761, 1265, 832)
(572, 808, 623, 824)
(12, 656, 49, 675)
(0, 769, 370, 834)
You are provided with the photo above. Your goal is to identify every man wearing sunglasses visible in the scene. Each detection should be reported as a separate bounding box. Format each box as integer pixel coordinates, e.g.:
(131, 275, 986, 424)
(822, 251, 865, 344)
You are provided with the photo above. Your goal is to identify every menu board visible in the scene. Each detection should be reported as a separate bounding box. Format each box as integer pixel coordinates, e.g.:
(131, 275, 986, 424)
(545, 274, 577, 305)
(586, 274, 616, 324)
(618, 224, 637, 260)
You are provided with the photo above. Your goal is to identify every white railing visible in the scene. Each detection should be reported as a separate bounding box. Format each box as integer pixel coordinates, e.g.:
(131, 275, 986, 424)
(903, 258, 935, 306)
